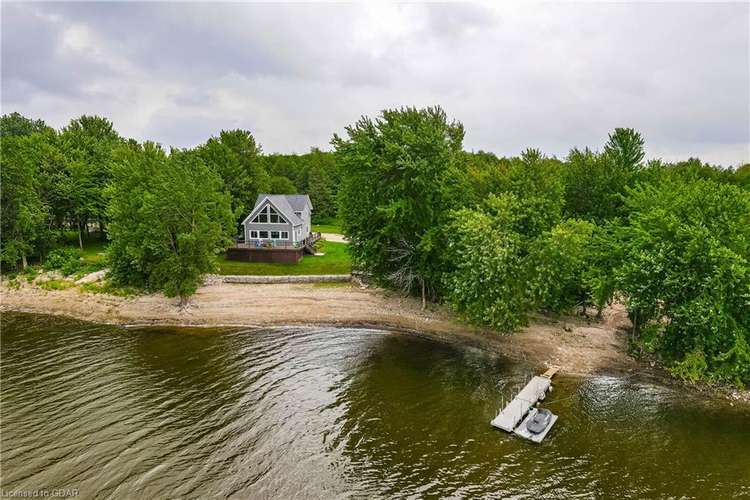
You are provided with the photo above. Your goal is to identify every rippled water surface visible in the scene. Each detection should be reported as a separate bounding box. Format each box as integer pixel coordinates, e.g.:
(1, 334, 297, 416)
(2, 313, 749, 498)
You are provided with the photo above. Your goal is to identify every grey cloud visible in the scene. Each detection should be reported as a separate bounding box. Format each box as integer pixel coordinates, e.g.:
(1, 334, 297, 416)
(423, 2, 496, 39)
(1, 4, 117, 102)
(30, 2, 291, 80)
(1, 2, 747, 166)
(142, 110, 236, 150)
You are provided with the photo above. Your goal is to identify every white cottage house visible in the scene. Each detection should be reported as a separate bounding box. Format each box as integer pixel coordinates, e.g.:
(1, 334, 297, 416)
(241, 194, 314, 247)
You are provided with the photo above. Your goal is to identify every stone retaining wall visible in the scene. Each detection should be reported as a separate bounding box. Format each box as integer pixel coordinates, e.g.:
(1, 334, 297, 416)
(209, 274, 351, 284)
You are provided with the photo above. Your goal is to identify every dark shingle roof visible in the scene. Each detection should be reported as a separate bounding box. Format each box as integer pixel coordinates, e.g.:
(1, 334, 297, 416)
(249, 194, 313, 226)
(255, 194, 312, 213)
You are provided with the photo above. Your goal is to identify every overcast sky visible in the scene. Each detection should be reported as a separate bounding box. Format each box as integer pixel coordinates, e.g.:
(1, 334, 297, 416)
(2, 2, 748, 166)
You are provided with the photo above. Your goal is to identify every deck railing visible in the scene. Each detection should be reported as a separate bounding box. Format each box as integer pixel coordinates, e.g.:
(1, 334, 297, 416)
(233, 232, 321, 250)
(234, 240, 301, 249)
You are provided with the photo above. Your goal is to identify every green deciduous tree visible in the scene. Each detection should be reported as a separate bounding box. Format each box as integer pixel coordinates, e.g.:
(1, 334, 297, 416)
(197, 137, 250, 220)
(0, 113, 61, 269)
(268, 175, 297, 194)
(218, 129, 268, 208)
(306, 148, 338, 220)
(495, 148, 565, 238)
(452, 150, 507, 208)
(735, 163, 750, 188)
(334, 106, 464, 306)
(563, 148, 625, 221)
(107, 143, 234, 305)
(526, 219, 595, 313)
(260, 154, 307, 189)
(637, 157, 744, 188)
(444, 193, 595, 330)
(0, 112, 51, 137)
(563, 128, 645, 222)
(613, 179, 750, 385)
(59, 115, 122, 247)
(0, 135, 48, 269)
(444, 206, 528, 331)
(259, 148, 340, 220)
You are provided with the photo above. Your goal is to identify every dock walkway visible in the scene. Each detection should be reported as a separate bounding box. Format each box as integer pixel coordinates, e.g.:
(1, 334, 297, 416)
(490, 366, 560, 435)
(490, 376, 552, 432)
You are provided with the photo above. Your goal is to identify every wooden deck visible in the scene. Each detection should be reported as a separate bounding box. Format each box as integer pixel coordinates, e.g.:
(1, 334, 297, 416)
(225, 246, 303, 264)
(225, 233, 322, 264)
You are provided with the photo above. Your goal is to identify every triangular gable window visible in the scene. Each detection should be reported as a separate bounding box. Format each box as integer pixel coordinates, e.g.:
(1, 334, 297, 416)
(251, 204, 288, 224)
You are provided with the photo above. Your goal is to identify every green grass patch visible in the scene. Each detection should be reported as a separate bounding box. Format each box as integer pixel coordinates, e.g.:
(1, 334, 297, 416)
(38, 279, 76, 291)
(43, 246, 106, 277)
(79, 240, 108, 265)
(23, 266, 39, 283)
(53, 231, 108, 264)
(217, 240, 351, 276)
(79, 281, 141, 297)
(44, 232, 108, 278)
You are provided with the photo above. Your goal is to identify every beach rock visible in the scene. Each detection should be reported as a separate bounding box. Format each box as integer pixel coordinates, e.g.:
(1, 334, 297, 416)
(34, 271, 63, 283)
(75, 269, 108, 284)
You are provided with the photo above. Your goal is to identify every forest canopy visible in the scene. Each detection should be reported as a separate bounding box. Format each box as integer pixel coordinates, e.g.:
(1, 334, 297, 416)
(2, 109, 748, 386)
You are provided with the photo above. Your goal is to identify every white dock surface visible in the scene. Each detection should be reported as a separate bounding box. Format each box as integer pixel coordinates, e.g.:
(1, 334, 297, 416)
(490, 376, 551, 432)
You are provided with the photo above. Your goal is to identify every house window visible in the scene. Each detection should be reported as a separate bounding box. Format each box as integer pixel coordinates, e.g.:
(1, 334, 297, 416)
(250, 230, 258, 238)
(280, 231, 289, 239)
(271, 231, 280, 239)
(251, 204, 288, 224)
(259, 230, 269, 239)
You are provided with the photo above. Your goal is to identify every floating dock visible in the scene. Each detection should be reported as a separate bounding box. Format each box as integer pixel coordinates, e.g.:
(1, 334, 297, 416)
(513, 408, 559, 443)
(491, 366, 560, 441)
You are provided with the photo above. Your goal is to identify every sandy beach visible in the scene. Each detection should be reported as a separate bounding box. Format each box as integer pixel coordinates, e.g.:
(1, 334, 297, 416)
(1, 279, 639, 377)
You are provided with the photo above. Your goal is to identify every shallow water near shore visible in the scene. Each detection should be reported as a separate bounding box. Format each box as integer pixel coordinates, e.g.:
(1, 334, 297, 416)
(2, 312, 749, 498)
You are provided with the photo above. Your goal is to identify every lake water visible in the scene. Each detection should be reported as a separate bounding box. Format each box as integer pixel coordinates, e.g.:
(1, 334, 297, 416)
(1, 312, 748, 498)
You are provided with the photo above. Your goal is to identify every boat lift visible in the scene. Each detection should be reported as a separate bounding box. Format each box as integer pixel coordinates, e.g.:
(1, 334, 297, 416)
(491, 366, 560, 443)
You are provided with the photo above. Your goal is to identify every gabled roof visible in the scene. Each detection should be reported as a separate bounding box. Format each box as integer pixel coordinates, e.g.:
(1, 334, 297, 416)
(242, 195, 306, 226)
(255, 194, 312, 213)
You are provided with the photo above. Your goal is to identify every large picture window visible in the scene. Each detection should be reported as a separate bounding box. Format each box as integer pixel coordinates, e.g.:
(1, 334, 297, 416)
(270, 231, 280, 239)
(259, 230, 269, 239)
(251, 204, 287, 224)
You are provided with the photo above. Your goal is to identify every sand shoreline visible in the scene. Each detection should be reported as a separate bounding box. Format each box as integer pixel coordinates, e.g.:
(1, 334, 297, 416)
(2, 279, 641, 377)
(5, 279, 749, 404)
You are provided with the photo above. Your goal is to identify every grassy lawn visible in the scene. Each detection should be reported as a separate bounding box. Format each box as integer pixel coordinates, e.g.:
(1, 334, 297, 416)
(79, 240, 108, 265)
(216, 240, 351, 276)
(56, 231, 108, 265)
(47, 231, 350, 277)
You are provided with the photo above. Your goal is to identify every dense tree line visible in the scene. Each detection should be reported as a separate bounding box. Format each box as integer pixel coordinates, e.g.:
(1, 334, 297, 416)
(334, 106, 749, 386)
(0, 112, 339, 303)
(259, 148, 340, 220)
(2, 108, 748, 385)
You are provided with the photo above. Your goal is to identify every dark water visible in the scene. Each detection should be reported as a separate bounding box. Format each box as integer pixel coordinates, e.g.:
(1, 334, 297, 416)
(1, 313, 748, 499)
